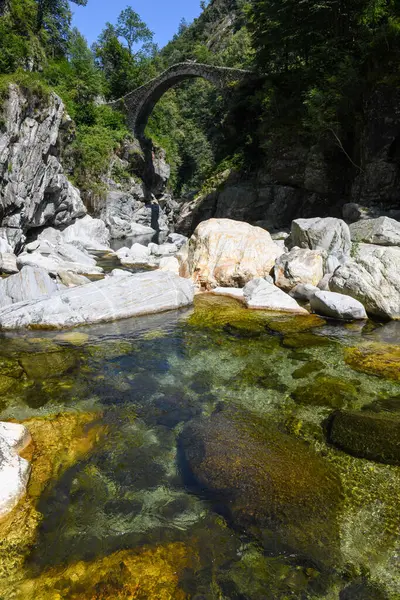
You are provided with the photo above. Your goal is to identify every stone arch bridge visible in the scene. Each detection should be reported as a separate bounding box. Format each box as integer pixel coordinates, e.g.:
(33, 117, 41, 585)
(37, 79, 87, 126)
(109, 62, 253, 138)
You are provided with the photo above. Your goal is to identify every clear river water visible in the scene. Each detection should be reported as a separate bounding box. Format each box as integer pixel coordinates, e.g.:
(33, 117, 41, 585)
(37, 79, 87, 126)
(0, 294, 399, 599)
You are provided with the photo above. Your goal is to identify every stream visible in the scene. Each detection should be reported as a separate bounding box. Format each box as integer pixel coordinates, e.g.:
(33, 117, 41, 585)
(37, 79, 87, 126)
(0, 294, 399, 599)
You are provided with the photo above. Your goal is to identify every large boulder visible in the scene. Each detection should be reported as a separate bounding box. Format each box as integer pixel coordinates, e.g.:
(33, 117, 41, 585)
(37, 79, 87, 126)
(0, 422, 31, 519)
(349, 216, 400, 246)
(180, 219, 283, 289)
(0, 270, 194, 329)
(178, 409, 342, 567)
(290, 218, 351, 257)
(330, 244, 400, 319)
(328, 410, 400, 465)
(243, 278, 308, 314)
(274, 247, 324, 291)
(310, 291, 367, 321)
(101, 191, 168, 239)
(0, 266, 57, 309)
(0, 85, 86, 250)
(61, 215, 110, 251)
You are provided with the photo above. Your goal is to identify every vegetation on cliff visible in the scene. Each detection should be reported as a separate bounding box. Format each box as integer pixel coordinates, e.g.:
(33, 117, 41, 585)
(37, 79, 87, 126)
(0, 0, 400, 198)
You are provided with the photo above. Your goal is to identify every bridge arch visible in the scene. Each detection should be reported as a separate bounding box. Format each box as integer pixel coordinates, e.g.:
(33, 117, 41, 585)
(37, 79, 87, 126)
(110, 62, 251, 139)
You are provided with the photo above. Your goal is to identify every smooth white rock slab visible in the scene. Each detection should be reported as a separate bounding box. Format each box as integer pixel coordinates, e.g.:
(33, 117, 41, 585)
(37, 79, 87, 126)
(0, 270, 194, 329)
(243, 278, 308, 313)
(310, 290, 367, 321)
(210, 287, 245, 300)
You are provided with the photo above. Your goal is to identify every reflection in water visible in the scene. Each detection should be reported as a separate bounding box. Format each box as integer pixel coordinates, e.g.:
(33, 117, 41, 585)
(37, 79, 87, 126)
(0, 296, 399, 599)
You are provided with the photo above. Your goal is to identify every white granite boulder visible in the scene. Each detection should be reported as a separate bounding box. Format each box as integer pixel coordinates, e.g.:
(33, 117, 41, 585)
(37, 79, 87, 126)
(243, 278, 308, 313)
(310, 290, 367, 321)
(0, 270, 194, 329)
(159, 256, 180, 275)
(350, 217, 400, 246)
(290, 283, 320, 302)
(0, 266, 57, 309)
(18, 240, 103, 277)
(274, 247, 324, 291)
(0, 253, 18, 274)
(330, 244, 400, 319)
(181, 219, 283, 289)
(116, 244, 152, 266)
(0, 422, 31, 519)
(291, 217, 351, 257)
(61, 215, 111, 251)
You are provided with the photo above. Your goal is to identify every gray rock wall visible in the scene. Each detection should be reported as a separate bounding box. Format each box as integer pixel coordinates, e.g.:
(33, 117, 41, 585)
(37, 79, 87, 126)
(0, 85, 86, 250)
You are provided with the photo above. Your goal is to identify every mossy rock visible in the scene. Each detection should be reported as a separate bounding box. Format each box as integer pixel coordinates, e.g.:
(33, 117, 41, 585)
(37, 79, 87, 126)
(178, 408, 342, 568)
(328, 409, 400, 465)
(292, 375, 359, 409)
(217, 545, 322, 600)
(19, 350, 78, 380)
(266, 313, 325, 335)
(189, 294, 274, 335)
(292, 360, 325, 379)
(340, 578, 389, 600)
(0, 357, 24, 379)
(282, 332, 334, 349)
(345, 343, 400, 381)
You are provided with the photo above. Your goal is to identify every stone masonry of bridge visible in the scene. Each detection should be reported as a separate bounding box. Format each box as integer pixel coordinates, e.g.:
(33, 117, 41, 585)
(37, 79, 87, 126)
(109, 62, 252, 138)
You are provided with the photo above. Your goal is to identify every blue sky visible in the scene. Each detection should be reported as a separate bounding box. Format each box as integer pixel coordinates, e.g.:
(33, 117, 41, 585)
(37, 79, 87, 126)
(71, 0, 202, 48)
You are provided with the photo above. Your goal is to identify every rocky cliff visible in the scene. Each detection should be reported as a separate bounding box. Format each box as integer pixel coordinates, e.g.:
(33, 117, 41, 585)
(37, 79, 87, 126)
(177, 86, 400, 235)
(0, 85, 86, 250)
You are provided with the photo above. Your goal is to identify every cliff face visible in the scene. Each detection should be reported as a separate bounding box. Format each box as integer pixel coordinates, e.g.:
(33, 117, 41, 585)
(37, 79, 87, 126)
(176, 86, 400, 235)
(0, 85, 86, 250)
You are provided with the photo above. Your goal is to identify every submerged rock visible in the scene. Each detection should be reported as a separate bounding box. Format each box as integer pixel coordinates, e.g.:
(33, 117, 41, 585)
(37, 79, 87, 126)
(345, 344, 400, 381)
(328, 410, 400, 465)
(0, 422, 31, 519)
(244, 277, 308, 314)
(292, 374, 359, 408)
(0, 270, 194, 329)
(180, 218, 283, 289)
(178, 408, 342, 567)
(18, 542, 196, 600)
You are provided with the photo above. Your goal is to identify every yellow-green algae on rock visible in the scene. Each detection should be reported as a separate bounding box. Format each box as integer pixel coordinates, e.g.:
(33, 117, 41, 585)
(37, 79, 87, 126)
(189, 293, 326, 335)
(17, 542, 198, 600)
(0, 412, 106, 596)
(345, 343, 400, 381)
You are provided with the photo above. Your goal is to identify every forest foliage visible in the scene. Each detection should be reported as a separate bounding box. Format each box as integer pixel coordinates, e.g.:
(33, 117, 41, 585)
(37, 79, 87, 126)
(0, 0, 399, 197)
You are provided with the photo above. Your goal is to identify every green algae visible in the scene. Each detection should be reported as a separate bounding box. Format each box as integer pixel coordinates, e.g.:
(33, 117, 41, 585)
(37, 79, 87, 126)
(282, 332, 334, 348)
(345, 343, 400, 381)
(292, 359, 325, 379)
(19, 349, 78, 380)
(292, 375, 360, 409)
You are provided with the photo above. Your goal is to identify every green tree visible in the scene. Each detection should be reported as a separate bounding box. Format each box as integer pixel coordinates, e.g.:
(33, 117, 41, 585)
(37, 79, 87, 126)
(116, 6, 153, 56)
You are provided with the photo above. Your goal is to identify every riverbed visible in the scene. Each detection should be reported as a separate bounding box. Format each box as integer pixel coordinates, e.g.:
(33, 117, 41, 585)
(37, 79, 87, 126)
(0, 295, 399, 599)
